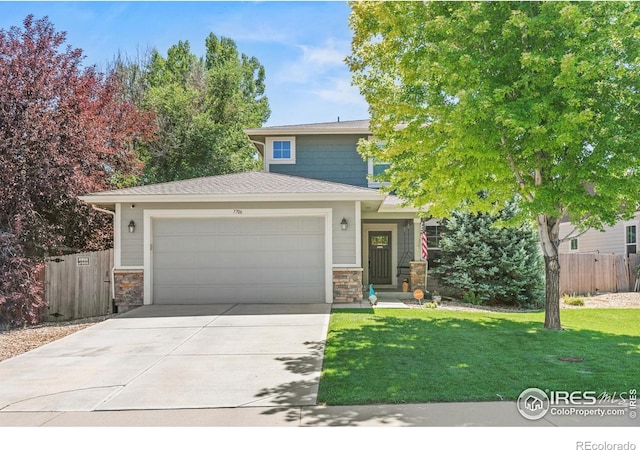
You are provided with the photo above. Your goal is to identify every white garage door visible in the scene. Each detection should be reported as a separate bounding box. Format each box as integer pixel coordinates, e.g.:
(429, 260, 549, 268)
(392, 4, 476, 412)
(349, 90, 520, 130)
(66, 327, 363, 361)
(152, 216, 326, 304)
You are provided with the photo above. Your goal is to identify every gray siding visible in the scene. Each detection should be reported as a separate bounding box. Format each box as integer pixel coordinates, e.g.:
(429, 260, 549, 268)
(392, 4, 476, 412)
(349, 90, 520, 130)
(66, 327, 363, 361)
(120, 204, 144, 266)
(268, 135, 369, 187)
(558, 213, 640, 255)
(118, 201, 358, 267)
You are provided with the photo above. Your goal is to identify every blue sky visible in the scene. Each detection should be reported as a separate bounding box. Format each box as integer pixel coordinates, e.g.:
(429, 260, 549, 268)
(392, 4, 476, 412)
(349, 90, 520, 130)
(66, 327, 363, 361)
(0, 1, 369, 126)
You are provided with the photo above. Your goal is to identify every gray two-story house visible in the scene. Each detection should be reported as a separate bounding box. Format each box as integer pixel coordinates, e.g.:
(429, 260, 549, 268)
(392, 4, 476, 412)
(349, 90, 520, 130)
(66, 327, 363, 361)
(80, 119, 429, 310)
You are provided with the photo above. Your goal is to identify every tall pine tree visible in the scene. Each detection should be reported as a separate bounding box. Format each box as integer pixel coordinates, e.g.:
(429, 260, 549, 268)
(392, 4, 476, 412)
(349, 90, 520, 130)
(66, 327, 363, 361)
(433, 204, 544, 308)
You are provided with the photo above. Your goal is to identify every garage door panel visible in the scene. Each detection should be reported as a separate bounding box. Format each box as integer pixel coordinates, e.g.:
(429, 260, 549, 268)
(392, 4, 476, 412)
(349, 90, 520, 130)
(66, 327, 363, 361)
(301, 238, 324, 252)
(154, 286, 197, 303)
(200, 269, 242, 284)
(155, 268, 198, 284)
(196, 250, 244, 267)
(153, 216, 326, 304)
(154, 252, 193, 269)
(154, 236, 202, 253)
(299, 269, 324, 284)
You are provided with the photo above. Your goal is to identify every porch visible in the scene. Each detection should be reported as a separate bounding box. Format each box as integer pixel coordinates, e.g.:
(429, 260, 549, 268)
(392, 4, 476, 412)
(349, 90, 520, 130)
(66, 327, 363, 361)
(331, 290, 414, 309)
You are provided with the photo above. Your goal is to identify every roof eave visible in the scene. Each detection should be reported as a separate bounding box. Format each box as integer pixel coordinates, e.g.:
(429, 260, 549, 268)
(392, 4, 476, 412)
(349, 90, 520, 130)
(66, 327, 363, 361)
(245, 128, 372, 137)
(377, 204, 419, 214)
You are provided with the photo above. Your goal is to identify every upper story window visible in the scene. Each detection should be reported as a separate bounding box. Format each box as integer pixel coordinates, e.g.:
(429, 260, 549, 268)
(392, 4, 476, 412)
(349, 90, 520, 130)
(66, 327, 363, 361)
(266, 137, 296, 164)
(273, 140, 291, 159)
(366, 136, 390, 188)
(367, 158, 391, 188)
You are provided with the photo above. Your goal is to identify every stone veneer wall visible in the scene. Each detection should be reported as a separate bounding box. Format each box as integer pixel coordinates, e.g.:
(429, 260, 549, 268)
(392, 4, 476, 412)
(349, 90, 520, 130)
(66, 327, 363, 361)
(333, 268, 363, 303)
(410, 261, 427, 291)
(114, 269, 143, 312)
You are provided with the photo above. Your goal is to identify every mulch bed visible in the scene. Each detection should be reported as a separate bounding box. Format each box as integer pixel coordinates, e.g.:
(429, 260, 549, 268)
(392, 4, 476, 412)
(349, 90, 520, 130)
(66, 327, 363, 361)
(0, 316, 111, 362)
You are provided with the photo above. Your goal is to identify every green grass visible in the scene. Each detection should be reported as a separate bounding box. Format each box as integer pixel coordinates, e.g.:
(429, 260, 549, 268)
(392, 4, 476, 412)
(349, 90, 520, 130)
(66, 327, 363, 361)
(318, 308, 640, 405)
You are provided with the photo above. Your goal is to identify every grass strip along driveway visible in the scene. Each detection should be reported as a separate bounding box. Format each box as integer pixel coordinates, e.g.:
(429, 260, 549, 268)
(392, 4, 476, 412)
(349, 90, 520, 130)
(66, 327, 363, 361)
(317, 309, 640, 405)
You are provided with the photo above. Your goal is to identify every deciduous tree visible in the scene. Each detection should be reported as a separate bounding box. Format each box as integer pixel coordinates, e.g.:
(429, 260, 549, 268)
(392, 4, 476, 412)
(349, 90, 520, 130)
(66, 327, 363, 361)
(118, 34, 270, 184)
(348, 2, 640, 329)
(0, 15, 155, 325)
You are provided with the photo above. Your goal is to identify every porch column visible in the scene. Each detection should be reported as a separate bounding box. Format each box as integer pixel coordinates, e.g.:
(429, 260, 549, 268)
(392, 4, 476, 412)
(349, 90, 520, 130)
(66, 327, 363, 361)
(410, 261, 427, 291)
(113, 269, 144, 312)
(413, 218, 422, 261)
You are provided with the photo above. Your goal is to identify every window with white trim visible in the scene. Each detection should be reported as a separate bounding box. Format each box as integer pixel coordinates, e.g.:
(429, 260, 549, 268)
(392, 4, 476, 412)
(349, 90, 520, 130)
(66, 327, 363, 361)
(424, 224, 446, 249)
(626, 225, 636, 255)
(266, 137, 295, 164)
(570, 238, 578, 251)
(367, 158, 391, 188)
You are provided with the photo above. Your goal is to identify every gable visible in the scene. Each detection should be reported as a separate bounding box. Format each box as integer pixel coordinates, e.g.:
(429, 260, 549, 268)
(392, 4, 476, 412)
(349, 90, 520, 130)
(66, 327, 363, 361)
(266, 135, 369, 187)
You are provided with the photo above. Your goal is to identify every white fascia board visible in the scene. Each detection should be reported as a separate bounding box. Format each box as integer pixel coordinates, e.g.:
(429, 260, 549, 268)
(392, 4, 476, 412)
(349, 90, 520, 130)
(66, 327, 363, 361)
(362, 212, 419, 220)
(245, 128, 372, 136)
(79, 192, 383, 204)
(355, 200, 362, 267)
(377, 204, 420, 213)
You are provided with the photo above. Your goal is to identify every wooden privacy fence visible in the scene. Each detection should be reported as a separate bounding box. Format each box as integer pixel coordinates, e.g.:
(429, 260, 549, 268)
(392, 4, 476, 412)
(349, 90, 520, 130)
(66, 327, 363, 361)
(43, 249, 113, 322)
(559, 253, 640, 295)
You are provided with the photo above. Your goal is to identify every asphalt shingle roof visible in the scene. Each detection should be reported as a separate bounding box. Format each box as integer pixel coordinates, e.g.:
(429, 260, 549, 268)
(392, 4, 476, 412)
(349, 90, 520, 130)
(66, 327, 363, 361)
(86, 171, 379, 197)
(245, 119, 370, 135)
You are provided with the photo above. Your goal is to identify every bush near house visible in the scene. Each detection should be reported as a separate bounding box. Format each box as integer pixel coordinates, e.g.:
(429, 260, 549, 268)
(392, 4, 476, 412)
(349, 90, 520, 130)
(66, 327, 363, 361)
(563, 294, 585, 307)
(431, 205, 544, 308)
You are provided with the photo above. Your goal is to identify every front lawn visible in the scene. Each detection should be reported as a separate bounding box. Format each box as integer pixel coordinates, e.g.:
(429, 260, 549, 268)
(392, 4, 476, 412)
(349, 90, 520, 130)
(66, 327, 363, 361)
(318, 308, 640, 405)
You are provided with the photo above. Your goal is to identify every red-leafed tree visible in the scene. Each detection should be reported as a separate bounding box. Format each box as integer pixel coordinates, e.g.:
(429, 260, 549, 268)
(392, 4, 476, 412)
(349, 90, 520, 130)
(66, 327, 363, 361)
(0, 15, 155, 327)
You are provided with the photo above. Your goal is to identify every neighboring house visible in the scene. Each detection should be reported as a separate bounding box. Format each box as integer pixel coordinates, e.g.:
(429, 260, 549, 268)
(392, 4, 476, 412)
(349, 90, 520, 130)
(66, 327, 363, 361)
(80, 119, 430, 311)
(558, 212, 640, 256)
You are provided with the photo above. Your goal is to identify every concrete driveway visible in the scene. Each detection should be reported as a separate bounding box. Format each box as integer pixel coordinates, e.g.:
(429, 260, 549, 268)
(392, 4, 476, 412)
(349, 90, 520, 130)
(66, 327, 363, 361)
(0, 303, 330, 412)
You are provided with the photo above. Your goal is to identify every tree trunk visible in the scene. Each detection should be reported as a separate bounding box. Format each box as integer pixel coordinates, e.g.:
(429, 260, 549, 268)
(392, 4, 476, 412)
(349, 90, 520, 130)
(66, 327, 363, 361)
(537, 214, 562, 330)
(543, 254, 561, 329)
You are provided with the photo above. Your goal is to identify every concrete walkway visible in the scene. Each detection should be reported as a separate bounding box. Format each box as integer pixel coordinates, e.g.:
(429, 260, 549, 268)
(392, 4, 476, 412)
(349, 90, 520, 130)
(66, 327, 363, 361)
(331, 291, 412, 309)
(0, 401, 636, 426)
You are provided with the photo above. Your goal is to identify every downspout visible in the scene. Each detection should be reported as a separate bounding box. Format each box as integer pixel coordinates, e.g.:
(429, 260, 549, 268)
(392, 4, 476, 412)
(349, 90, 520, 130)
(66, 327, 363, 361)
(90, 205, 117, 303)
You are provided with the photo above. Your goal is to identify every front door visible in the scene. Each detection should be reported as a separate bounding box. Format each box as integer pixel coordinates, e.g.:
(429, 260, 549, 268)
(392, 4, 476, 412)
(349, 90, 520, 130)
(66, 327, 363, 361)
(369, 231, 392, 285)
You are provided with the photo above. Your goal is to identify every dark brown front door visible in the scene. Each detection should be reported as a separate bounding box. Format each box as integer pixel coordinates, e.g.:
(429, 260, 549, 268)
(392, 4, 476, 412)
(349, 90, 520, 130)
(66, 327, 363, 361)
(369, 231, 392, 284)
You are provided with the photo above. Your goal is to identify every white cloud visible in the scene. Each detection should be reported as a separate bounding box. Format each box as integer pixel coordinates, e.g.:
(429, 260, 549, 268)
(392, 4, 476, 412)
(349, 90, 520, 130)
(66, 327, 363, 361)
(212, 21, 293, 45)
(276, 38, 350, 84)
(313, 77, 366, 106)
(300, 41, 346, 67)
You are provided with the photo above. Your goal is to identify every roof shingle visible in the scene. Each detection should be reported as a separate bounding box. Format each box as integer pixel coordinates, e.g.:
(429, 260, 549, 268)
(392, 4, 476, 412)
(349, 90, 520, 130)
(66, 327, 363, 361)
(85, 171, 379, 197)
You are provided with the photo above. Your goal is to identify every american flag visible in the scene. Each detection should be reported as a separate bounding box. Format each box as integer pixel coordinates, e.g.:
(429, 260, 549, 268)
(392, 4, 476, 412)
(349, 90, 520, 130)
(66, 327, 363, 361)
(421, 228, 428, 260)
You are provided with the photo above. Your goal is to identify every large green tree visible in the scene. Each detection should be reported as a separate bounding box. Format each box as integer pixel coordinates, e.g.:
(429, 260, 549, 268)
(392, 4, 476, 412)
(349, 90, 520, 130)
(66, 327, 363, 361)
(348, 2, 640, 329)
(115, 34, 270, 184)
